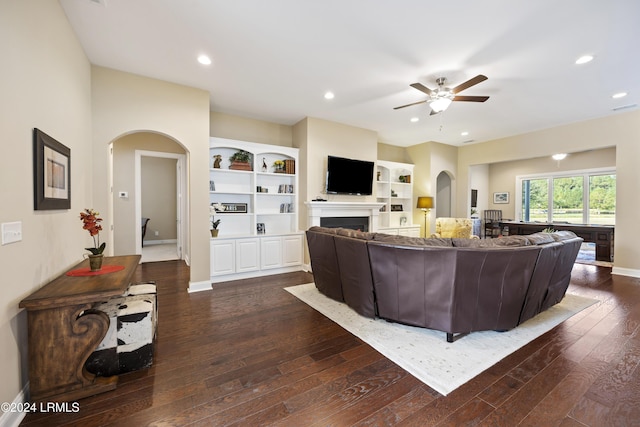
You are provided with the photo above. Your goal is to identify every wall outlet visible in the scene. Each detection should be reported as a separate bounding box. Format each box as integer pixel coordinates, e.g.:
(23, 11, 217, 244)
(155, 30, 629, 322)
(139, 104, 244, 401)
(154, 231, 159, 236)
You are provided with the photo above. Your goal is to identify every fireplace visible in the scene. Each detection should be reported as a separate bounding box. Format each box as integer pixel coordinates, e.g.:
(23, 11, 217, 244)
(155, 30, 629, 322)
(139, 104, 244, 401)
(320, 216, 369, 231)
(305, 201, 384, 232)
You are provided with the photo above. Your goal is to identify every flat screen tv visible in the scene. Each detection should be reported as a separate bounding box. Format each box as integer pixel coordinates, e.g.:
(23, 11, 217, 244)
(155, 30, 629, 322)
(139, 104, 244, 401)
(326, 155, 374, 195)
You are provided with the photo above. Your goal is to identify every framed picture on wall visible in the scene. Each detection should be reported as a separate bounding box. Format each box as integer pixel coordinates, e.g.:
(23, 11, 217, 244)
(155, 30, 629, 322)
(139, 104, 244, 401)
(33, 128, 71, 210)
(493, 192, 509, 204)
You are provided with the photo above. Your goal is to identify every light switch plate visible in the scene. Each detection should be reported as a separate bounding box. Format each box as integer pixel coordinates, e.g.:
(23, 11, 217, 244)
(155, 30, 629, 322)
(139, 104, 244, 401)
(2, 221, 22, 245)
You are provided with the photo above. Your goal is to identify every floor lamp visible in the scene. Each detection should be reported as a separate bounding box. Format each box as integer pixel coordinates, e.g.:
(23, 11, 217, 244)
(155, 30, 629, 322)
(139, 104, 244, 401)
(416, 196, 434, 238)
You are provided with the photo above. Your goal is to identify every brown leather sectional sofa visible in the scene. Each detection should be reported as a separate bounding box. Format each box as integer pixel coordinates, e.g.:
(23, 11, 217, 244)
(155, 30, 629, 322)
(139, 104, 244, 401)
(306, 226, 582, 342)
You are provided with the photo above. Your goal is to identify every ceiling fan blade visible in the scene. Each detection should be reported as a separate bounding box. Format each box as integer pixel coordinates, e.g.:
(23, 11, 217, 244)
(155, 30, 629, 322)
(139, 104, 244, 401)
(451, 75, 488, 94)
(410, 82, 435, 96)
(393, 100, 427, 110)
(452, 95, 490, 102)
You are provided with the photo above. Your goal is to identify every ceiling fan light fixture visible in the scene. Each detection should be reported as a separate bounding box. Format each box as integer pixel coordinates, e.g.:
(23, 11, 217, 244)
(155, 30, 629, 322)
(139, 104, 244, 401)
(552, 153, 567, 161)
(429, 97, 452, 113)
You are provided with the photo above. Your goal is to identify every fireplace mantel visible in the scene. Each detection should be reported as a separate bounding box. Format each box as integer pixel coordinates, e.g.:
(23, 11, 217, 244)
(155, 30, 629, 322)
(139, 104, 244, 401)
(305, 201, 384, 231)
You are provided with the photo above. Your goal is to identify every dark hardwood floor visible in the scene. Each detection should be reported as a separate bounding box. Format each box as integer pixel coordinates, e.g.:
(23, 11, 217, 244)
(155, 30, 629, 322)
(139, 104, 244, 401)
(21, 261, 640, 426)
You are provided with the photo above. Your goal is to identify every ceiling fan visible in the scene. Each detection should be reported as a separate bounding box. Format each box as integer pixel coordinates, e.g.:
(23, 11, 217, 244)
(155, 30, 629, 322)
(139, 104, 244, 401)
(394, 74, 489, 115)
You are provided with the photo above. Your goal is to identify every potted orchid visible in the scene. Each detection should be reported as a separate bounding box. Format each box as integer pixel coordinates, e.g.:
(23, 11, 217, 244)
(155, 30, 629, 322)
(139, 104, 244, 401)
(210, 202, 225, 237)
(80, 208, 106, 271)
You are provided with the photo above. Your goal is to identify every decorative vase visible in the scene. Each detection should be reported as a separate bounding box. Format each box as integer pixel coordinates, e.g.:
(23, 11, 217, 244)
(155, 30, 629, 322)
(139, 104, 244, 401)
(211, 229, 219, 237)
(88, 254, 103, 272)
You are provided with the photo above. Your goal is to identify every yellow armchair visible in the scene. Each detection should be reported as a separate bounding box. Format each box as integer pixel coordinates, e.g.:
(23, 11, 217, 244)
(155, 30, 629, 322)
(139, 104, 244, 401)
(432, 217, 479, 239)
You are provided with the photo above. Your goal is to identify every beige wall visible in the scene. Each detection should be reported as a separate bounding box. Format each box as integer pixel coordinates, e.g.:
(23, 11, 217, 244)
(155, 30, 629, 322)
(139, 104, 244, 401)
(469, 164, 490, 216)
(91, 67, 211, 285)
(142, 157, 178, 242)
(292, 118, 309, 231)
(458, 111, 640, 274)
(405, 141, 458, 235)
(406, 143, 433, 235)
(302, 117, 378, 205)
(0, 0, 93, 406)
(210, 111, 293, 146)
(112, 133, 185, 253)
(487, 147, 616, 219)
(378, 142, 411, 163)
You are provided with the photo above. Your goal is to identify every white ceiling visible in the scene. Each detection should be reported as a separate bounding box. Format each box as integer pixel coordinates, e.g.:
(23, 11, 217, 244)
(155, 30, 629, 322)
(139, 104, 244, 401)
(60, 0, 639, 147)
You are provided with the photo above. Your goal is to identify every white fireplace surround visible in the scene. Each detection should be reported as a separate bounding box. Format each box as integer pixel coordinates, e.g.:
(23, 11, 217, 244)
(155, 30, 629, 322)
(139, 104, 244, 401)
(305, 201, 385, 232)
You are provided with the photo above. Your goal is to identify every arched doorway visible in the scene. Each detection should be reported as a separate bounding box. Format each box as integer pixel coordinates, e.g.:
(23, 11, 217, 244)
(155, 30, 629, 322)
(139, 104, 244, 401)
(436, 171, 452, 218)
(109, 131, 187, 262)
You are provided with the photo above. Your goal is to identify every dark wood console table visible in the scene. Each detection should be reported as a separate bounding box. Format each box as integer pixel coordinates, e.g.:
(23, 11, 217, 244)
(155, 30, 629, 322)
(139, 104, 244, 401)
(501, 221, 614, 262)
(19, 255, 140, 402)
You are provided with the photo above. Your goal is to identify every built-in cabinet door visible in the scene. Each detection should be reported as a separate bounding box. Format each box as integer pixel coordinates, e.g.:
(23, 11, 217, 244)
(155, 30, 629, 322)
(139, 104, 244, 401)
(211, 234, 303, 278)
(282, 234, 303, 267)
(236, 238, 260, 273)
(379, 228, 399, 235)
(260, 237, 283, 269)
(211, 239, 235, 276)
(398, 226, 421, 237)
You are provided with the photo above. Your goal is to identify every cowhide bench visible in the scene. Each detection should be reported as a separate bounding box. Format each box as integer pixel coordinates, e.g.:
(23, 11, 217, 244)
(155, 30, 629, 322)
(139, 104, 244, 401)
(85, 281, 157, 376)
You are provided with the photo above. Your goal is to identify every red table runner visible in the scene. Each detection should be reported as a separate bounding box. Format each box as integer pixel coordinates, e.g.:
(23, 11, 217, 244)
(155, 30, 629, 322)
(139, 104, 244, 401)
(66, 264, 125, 277)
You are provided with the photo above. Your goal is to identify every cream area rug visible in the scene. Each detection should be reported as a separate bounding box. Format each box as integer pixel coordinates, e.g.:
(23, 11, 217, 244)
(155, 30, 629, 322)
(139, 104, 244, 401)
(285, 283, 597, 396)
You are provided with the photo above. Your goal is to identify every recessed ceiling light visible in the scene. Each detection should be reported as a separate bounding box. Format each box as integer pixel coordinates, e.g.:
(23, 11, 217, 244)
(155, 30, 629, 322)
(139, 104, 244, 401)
(575, 55, 594, 65)
(410, 117, 419, 123)
(461, 131, 469, 136)
(197, 54, 212, 65)
(324, 91, 335, 100)
(612, 92, 627, 99)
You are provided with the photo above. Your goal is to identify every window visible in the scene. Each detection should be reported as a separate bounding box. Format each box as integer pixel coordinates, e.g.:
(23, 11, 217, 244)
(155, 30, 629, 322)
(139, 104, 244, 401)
(517, 169, 615, 225)
(521, 178, 548, 222)
(589, 174, 616, 225)
(552, 176, 583, 223)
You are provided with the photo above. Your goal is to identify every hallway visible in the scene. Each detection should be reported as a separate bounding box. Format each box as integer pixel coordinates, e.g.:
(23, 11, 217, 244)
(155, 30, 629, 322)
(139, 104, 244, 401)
(141, 243, 178, 263)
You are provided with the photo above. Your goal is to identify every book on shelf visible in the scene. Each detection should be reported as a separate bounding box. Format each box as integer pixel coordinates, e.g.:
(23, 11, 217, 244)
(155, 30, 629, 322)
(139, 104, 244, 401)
(284, 159, 295, 174)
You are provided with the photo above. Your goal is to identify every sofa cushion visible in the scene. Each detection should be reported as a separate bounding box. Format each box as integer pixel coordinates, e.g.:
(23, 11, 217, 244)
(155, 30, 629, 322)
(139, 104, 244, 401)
(550, 230, 579, 241)
(452, 235, 530, 248)
(308, 226, 339, 234)
(373, 233, 453, 247)
(525, 232, 556, 245)
(336, 228, 376, 240)
(491, 235, 531, 246)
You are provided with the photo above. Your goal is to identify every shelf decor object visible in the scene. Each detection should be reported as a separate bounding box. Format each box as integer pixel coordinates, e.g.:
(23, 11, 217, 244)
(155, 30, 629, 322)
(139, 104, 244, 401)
(229, 150, 253, 171)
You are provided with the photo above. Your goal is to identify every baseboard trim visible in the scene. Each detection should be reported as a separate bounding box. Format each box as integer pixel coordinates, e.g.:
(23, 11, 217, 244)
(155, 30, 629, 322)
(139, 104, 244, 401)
(143, 239, 177, 246)
(612, 266, 640, 279)
(188, 280, 212, 293)
(0, 384, 28, 427)
(210, 266, 303, 284)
